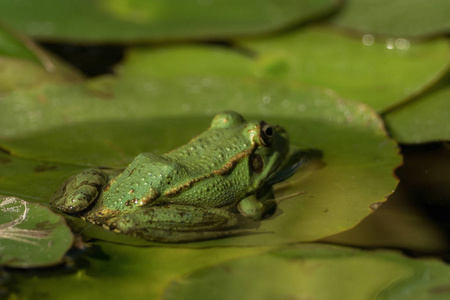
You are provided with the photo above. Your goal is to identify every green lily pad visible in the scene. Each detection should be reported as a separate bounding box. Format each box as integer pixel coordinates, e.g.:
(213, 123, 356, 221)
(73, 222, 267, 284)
(329, 0, 450, 38)
(383, 71, 450, 144)
(0, 0, 337, 43)
(0, 25, 82, 94)
(164, 244, 450, 300)
(241, 28, 450, 112)
(0, 81, 401, 246)
(11, 243, 450, 299)
(120, 27, 450, 112)
(10, 241, 270, 299)
(0, 196, 73, 268)
(0, 152, 90, 204)
(0, 25, 40, 63)
(0, 28, 401, 246)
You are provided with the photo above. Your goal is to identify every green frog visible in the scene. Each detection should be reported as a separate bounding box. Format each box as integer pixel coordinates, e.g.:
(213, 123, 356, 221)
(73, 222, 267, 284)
(50, 111, 305, 242)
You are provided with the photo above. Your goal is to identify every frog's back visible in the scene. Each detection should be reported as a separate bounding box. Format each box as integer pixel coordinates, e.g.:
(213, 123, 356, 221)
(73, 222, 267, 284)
(158, 124, 254, 206)
(101, 112, 257, 210)
(99, 152, 190, 210)
(166, 125, 251, 174)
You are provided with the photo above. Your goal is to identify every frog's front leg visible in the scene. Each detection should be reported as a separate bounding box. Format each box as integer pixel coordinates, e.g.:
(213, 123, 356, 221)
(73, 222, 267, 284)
(237, 186, 276, 221)
(112, 204, 240, 242)
(50, 169, 107, 213)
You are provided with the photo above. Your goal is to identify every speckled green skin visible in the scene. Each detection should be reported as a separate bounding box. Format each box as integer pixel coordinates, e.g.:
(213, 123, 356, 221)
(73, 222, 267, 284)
(50, 112, 292, 242)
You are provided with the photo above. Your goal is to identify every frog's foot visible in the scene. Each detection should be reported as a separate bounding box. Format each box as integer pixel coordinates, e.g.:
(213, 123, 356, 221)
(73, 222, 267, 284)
(50, 169, 107, 213)
(112, 204, 244, 243)
(237, 194, 276, 221)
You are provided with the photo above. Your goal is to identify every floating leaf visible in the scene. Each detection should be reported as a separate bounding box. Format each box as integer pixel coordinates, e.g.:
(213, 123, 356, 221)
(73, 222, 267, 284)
(329, 0, 450, 38)
(0, 0, 338, 42)
(0, 25, 82, 94)
(383, 71, 450, 144)
(0, 196, 73, 268)
(320, 143, 450, 256)
(11, 241, 269, 299)
(0, 152, 90, 204)
(120, 27, 450, 112)
(0, 83, 401, 246)
(164, 244, 450, 300)
(241, 27, 450, 112)
(0, 28, 401, 246)
(0, 24, 40, 63)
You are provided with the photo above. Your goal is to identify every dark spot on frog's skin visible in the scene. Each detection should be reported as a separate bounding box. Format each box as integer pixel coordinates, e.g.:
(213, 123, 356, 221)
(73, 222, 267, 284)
(322, 209, 329, 213)
(103, 183, 111, 192)
(77, 180, 104, 189)
(128, 168, 136, 176)
(143, 208, 155, 215)
(34, 164, 57, 173)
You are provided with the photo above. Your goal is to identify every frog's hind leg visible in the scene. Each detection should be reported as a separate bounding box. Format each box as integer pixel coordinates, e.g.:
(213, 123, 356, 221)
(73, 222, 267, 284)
(113, 204, 244, 243)
(50, 169, 107, 213)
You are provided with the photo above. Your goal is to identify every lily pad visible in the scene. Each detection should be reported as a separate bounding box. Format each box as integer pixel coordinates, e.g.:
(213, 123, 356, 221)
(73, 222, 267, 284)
(120, 27, 450, 112)
(0, 0, 338, 43)
(383, 71, 450, 144)
(0, 152, 90, 204)
(11, 241, 270, 299)
(0, 25, 41, 63)
(0, 28, 401, 246)
(241, 27, 450, 112)
(329, 0, 450, 38)
(164, 244, 450, 300)
(0, 81, 400, 246)
(0, 196, 73, 268)
(0, 25, 82, 94)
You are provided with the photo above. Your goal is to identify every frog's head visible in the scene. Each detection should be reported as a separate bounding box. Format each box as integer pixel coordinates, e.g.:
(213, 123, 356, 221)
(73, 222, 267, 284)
(210, 111, 290, 190)
(245, 120, 290, 190)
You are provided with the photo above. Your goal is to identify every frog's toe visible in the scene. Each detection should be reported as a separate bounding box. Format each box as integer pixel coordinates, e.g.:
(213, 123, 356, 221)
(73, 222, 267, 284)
(50, 169, 107, 213)
(55, 192, 95, 213)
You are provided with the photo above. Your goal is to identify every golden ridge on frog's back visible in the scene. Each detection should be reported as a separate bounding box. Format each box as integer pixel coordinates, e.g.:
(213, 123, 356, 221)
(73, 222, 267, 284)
(50, 111, 296, 242)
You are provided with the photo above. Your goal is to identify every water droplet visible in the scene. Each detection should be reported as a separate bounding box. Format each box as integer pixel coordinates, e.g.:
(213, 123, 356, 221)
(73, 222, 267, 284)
(362, 34, 374, 46)
(385, 38, 395, 50)
(182, 103, 190, 111)
(297, 104, 306, 112)
(262, 95, 271, 104)
(395, 38, 410, 50)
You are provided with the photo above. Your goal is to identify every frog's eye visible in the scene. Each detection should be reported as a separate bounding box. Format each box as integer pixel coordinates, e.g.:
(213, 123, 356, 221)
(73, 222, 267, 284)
(259, 123, 273, 147)
(250, 154, 263, 173)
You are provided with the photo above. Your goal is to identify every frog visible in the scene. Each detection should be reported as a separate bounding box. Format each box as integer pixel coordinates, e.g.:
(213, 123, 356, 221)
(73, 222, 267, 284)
(50, 111, 306, 242)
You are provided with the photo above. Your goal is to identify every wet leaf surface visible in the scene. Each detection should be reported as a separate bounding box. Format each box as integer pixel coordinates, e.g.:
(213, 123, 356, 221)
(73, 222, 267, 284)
(0, 28, 402, 246)
(0, 196, 73, 268)
(329, 0, 450, 38)
(384, 71, 450, 144)
(165, 244, 450, 300)
(0, 0, 338, 42)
